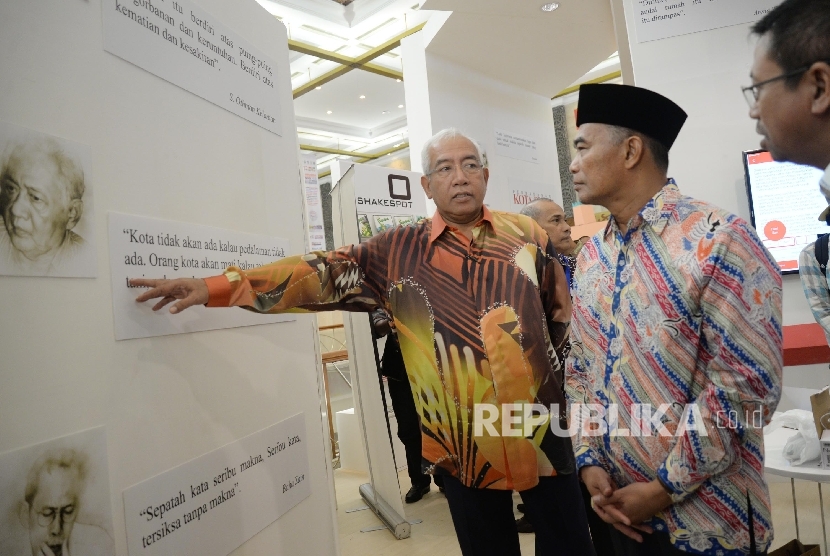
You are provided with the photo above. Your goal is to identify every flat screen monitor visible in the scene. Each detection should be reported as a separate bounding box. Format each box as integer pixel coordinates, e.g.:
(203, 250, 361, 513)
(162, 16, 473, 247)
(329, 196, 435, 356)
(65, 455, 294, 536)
(743, 150, 826, 274)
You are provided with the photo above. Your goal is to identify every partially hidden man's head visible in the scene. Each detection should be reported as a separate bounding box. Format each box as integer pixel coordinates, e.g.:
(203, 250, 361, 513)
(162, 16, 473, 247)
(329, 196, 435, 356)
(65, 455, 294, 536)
(420, 128, 489, 227)
(569, 84, 687, 208)
(0, 138, 85, 261)
(748, 0, 830, 168)
(520, 199, 576, 256)
(20, 449, 88, 556)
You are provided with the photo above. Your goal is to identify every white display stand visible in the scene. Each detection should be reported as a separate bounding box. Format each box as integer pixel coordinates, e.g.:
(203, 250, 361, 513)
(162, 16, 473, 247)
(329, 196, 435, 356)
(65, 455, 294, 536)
(330, 164, 418, 540)
(0, 1, 339, 555)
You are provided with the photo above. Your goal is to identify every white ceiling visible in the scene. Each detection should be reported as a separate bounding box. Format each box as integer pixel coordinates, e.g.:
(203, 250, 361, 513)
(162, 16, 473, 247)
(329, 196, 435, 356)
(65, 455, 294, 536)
(257, 0, 620, 170)
(292, 67, 407, 128)
(257, 0, 419, 169)
(421, 0, 619, 98)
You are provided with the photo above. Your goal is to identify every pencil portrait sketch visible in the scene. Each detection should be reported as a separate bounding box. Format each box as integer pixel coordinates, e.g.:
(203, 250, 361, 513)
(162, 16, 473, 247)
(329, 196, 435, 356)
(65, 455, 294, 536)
(0, 122, 96, 278)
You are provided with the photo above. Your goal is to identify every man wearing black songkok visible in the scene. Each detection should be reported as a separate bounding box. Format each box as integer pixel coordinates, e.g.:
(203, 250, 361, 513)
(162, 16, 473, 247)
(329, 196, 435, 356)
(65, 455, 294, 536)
(565, 84, 782, 556)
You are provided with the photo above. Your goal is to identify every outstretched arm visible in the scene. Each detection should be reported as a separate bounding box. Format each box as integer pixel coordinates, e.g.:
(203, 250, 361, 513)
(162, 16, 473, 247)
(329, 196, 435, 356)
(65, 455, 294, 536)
(132, 238, 390, 315)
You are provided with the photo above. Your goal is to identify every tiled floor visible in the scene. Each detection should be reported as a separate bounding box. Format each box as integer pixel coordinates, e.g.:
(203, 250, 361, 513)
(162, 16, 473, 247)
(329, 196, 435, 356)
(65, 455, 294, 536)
(333, 470, 829, 555)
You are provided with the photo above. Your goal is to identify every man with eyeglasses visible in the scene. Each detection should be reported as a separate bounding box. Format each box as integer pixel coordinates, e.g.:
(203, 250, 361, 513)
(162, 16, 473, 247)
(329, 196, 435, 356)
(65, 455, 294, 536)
(745, 0, 830, 177)
(131, 128, 596, 556)
(19, 449, 113, 556)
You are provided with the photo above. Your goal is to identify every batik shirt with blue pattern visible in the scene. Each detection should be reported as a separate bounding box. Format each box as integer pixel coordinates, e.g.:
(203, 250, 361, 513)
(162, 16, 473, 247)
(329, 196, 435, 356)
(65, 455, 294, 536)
(566, 182, 782, 555)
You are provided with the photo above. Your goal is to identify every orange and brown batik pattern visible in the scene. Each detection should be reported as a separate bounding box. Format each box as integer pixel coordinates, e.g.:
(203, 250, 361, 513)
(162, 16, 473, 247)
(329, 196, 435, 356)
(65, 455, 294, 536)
(205, 208, 573, 491)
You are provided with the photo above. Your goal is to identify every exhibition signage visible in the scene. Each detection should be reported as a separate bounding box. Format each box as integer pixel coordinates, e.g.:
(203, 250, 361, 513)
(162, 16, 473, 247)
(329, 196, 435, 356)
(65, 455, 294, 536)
(122, 413, 311, 556)
(302, 154, 326, 251)
(508, 178, 554, 213)
(351, 165, 428, 242)
(102, 0, 282, 135)
(495, 129, 539, 164)
(108, 212, 293, 340)
(629, 0, 782, 43)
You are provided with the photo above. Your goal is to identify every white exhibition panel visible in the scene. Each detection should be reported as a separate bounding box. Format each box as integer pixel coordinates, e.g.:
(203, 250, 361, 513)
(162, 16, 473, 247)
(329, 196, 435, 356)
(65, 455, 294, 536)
(331, 166, 407, 520)
(108, 212, 293, 340)
(102, 0, 282, 135)
(402, 38, 563, 214)
(123, 414, 311, 556)
(0, 1, 338, 556)
(629, 0, 782, 43)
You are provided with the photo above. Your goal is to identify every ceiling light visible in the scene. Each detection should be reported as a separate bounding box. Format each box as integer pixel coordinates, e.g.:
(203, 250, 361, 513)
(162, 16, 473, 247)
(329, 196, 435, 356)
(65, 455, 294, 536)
(382, 110, 389, 114)
(327, 110, 332, 114)
(396, 79, 402, 83)
(541, 2, 559, 11)
(360, 95, 366, 99)
(315, 86, 322, 90)
(398, 105, 404, 108)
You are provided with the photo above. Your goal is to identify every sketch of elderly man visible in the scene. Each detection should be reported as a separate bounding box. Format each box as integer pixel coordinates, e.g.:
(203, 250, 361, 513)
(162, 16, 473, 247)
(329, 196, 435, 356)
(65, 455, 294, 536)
(17, 449, 114, 556)
(0, 137, 94, 276)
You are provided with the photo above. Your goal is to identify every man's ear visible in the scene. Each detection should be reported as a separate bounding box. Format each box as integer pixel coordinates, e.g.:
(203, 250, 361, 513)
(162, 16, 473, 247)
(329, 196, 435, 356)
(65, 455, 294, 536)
(810, 62, 830, 117)
(420, 175, 433, 200)
(623, 136, 646, 170)
(65, 199, 83, 231)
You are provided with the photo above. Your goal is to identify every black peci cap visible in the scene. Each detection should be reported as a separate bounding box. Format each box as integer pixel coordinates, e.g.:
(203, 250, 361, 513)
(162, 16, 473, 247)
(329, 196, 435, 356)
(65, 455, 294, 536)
(576, 84, 688, 149)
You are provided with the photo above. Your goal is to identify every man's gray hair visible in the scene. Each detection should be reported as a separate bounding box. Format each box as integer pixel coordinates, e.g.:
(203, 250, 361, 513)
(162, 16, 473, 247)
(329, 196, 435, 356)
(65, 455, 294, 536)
(2, 138, 85, 202)
(24, 448, 88, 506)
(421, 128, 488, 176)
(519, 198, 556, 221)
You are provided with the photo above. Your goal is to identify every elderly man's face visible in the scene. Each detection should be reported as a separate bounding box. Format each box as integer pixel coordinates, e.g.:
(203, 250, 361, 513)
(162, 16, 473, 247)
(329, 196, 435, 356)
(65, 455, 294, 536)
(569, 123, 625, 208)
(420, 136, 489, 227)
(530, 201, 576, 255)
(0, 150, 79, 261)
(748, 35, 815, 164)
(27, 468, 80, 556)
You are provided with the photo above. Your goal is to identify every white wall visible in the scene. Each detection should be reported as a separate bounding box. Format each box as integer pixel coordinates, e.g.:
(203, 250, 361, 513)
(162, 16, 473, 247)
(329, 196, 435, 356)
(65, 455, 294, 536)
(0, 1, 338, 555)
(402, 33, 563, 212)
(621, 6, 814, 328)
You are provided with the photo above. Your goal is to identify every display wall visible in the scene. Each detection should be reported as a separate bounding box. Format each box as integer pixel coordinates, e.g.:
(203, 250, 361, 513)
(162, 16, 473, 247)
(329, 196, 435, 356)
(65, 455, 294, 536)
(0, 1, 338, 555)
(401, 32, 564, 214)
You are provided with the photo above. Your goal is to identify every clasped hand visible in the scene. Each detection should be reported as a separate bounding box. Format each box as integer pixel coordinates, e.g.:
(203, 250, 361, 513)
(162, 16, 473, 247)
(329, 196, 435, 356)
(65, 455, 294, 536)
(580, 466, 672, 543)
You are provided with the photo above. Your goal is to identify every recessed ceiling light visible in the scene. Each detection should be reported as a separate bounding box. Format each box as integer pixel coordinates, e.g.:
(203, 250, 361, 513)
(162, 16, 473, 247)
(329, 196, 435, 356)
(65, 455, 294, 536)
(359, 95, 366, 99)
(396, 79, 402, 83)
(327, 110, 332, 114)
(541, 2, 559, 11)
(315, 86, 322, 90)
(398, 104, 404, 108)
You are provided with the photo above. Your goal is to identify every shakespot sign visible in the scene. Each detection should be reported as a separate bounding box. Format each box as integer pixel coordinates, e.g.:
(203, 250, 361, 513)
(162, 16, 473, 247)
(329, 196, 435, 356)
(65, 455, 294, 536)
(350, 165, 428, 241)
(354, 166, 426, 215)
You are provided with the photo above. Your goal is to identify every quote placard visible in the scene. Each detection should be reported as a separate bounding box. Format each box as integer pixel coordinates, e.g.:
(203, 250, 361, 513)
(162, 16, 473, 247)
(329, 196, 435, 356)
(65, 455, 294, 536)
(495, 129, 539, 164)
(123, 413, 311, 556)
(630, 0, 781, 43)
(102, 0, 282, 135)
(108, 212, 293, 340)
(302, 154, 326, 251)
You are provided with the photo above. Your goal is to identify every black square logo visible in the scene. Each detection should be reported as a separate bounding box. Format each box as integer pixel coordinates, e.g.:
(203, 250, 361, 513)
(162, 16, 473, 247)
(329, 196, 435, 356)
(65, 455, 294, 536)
(388, 175, 411, 200)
